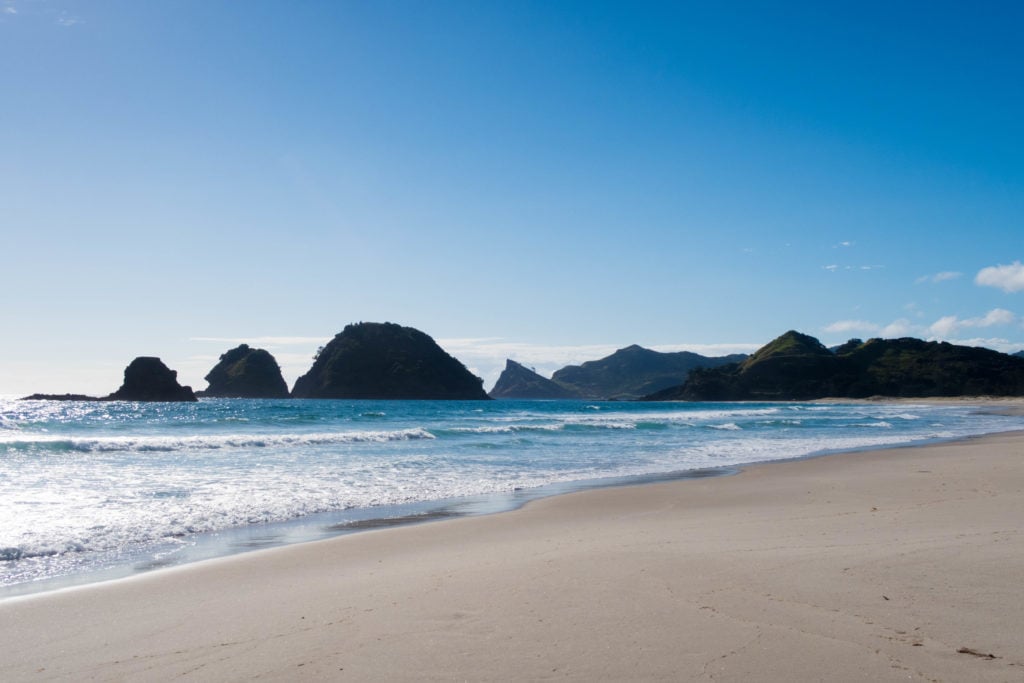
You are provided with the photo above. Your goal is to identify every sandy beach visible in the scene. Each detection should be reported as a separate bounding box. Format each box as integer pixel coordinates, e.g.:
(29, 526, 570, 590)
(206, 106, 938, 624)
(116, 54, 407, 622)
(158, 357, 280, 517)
(3, 427, 1024, 681)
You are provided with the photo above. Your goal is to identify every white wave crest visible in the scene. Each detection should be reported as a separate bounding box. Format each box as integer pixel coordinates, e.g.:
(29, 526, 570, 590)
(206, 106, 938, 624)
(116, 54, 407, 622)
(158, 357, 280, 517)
(0, 428, 436, 452)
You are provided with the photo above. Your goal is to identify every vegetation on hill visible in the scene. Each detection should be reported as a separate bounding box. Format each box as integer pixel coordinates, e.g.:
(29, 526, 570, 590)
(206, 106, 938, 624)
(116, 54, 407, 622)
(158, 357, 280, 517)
(551, 345, 747, 399)
(646, 331, 1024, 400)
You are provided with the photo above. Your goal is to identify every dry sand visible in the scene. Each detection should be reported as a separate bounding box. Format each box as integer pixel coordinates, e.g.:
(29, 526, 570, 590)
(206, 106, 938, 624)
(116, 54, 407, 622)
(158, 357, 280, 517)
(3, 429, 1024, 681)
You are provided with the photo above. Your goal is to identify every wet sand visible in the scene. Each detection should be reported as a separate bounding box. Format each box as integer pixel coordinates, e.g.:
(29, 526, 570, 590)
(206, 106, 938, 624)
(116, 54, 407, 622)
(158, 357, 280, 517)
(2, 428, 1024, 681)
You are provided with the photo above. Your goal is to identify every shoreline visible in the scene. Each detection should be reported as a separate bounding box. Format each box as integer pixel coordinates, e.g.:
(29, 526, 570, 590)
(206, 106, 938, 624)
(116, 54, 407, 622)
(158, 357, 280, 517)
(5, 396, 1022, 601)
(4, 424, 1024, 680)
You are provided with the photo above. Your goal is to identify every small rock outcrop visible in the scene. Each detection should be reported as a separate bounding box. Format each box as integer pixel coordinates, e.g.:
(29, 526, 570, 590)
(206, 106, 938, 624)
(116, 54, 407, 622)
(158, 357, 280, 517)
(291, 322, 489, 400)
(20, 393, 100, 401)
(489, 360, 582, 399)
(200, 344, 289, 398)
(105, 357, 198, 402)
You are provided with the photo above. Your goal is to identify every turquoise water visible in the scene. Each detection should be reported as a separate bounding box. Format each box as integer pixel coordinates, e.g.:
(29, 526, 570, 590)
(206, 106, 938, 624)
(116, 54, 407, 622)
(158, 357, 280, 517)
(2, 397, 1022, 596)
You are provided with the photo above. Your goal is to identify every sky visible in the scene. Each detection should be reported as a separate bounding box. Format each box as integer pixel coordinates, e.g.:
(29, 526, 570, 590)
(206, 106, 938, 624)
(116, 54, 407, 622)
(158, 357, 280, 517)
(2, 0, 1023, 395)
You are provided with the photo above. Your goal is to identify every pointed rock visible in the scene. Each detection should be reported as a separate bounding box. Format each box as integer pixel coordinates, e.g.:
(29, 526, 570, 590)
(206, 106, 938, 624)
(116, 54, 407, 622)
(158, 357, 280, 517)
(489, 360, 581, 399)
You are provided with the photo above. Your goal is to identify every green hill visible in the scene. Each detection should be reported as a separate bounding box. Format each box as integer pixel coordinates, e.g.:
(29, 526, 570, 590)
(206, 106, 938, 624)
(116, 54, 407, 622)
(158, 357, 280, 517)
(646, 332, 1024, 400)
(550, 345, 746, 400)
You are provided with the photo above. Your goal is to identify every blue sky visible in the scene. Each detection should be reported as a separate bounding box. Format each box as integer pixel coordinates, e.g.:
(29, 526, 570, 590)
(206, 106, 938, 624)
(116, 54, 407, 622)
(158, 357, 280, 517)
(3, 0, 1022, 394)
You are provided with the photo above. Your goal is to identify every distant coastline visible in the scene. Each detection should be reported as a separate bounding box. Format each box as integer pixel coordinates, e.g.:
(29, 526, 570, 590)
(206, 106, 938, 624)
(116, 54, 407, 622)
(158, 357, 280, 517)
(19, 325, 1024, 402)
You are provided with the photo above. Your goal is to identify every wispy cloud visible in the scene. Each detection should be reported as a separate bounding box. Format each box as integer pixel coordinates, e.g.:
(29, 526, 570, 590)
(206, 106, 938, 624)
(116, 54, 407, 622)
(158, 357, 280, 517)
(55, 10, 81, 26)
(936, 337, 1024, 354)
(915, 271, 962, 285)
(823, 318, 916, 338)
(823, 320, 880, 334)
(825, 310, 1019, 348)
(822, 264, 884, 272)
(880, 319, 915, 337)
(3, 6, 17, 15)
(834, 240, 855, 248)
(190, 335, 330, 347)
(976, 261, 1024, 293)
(928, 308, 1017, 338)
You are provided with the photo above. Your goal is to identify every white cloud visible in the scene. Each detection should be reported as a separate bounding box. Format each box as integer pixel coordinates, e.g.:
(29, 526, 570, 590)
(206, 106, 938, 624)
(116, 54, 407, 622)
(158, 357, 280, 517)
(928, 316, 960, 338)
(824, 318, 922, 339)
(880, 319, 915, 337)
(927, 308, 1017, 339)
(915, 271, 962, 285)
(822, 264, 883, 272)
(3, 7, 17, 15)
(976, 308, 1016, 327)
(940, 337, 1024, 354)
(835, 241, 854, 248)
(56, 11, 81, 26)
(823, 320, 880, 334)
(190, 335, 330, 347)
(976, 261, 1024, 293)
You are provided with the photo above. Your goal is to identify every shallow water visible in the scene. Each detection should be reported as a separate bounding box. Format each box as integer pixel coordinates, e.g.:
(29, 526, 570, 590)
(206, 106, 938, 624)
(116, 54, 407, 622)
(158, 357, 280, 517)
(2, 397, 1022, 597)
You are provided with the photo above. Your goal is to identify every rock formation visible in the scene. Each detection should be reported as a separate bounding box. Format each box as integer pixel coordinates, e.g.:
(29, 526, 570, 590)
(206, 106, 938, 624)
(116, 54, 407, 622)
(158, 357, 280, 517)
(20, 393, 100, 401)
(489, 360, 582, 399)
(291, 322, 489, 400)
(200, 344, 289, 398)
(105, 357, 198, 402)
(646, 331, 1024, 401)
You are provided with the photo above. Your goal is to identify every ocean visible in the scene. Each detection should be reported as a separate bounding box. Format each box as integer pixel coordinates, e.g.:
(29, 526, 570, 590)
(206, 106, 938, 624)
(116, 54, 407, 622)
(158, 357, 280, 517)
(2, 396, 1022, 598)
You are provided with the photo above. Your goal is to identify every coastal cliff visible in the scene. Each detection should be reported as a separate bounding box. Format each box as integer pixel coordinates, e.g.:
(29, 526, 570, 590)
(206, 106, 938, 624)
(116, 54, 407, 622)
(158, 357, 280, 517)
(291, 322, 489, 400)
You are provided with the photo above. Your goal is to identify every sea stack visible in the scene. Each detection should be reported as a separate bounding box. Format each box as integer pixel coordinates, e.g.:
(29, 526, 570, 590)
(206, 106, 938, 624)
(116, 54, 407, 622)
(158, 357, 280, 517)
(105, 357, 198, 402)
(291, 322, 489, 400)
(200, 344, 290, 398)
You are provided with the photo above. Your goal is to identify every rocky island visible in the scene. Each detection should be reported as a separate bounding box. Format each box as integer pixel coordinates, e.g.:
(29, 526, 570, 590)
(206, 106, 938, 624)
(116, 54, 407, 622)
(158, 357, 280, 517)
(200, 344, 289, 398)
(105, 357, 198, 402)
(23, 357, 197, 402)
(291, 322, 489, 400)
